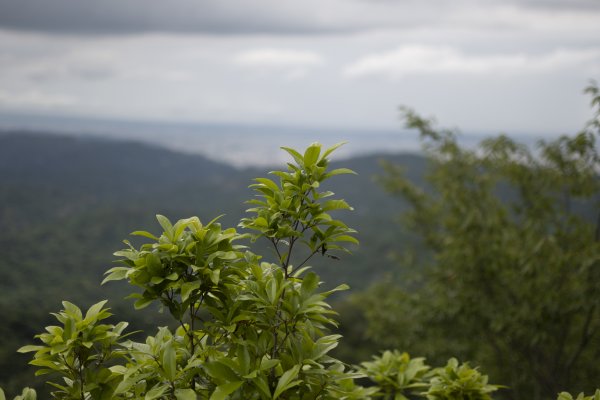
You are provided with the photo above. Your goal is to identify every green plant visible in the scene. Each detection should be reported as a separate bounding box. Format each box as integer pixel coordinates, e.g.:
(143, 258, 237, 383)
(0, 387, 37, 400)
(8, 135, 590, 399)
(14, 142, 377, 399)
(357, 351, 500, 400)
(425, 359, 500, 400)
(17, 301, 128, 398)
(557, 390, 600, 400)
(358, 351, 430, 400)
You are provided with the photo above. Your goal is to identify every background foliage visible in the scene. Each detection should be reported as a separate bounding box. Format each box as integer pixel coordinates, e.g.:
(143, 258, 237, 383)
(352, 84, 600, 400)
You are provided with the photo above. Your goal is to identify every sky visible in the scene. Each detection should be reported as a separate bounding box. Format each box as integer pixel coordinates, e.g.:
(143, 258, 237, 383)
(0, 0, 599, 136)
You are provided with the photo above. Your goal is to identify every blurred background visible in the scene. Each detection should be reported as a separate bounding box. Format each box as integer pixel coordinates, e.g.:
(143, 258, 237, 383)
(0, 0, 599, 398)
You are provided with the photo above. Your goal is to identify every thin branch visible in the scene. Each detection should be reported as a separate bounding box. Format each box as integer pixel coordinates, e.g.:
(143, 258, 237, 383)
(290, 248, 320, 276)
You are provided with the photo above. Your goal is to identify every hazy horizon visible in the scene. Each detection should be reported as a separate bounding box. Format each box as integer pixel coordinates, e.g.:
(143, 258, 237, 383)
(0, 111, 551, 168)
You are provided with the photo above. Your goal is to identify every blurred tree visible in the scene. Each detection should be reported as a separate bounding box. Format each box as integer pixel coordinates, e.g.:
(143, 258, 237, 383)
(356, 82, 600, 400)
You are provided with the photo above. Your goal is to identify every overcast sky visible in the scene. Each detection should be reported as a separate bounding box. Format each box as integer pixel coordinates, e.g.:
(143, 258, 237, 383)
(0, 0, 599, 135)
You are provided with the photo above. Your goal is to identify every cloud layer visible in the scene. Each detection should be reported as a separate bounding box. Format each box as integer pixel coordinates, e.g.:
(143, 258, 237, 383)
(2, 0, 600, 35)
(0, 1, 598, 135)
(344, 46, 600, 79)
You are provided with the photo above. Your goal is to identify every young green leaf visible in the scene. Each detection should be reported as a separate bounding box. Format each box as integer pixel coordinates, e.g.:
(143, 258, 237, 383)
(303, 142, 322, 167)
(273, 365, 301, 400)
(210, 381, 243, 400)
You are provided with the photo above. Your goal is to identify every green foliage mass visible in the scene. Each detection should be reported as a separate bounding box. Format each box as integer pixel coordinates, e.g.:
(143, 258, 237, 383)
(354, 83, 600, 400)
(14, 142, 372, 399)
(0, 134, 419, 394)
(2, 142, 512, 400)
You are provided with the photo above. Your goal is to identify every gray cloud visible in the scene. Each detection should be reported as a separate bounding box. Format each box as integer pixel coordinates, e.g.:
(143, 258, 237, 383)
(0, 0, 598, 135)
(2, 0, 599, 37)
(0, 0, 358, 35)
(515, 0, 600, 10)
(4, 0, 597, 36)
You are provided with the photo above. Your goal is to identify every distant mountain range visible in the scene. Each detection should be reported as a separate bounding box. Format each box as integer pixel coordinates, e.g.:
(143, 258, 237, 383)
(0, 112, 542, 167)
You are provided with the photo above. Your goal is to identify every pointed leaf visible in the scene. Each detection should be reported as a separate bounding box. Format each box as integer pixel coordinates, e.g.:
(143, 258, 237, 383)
(322, 141, 347, 160)
(17, 345, 44, 353)
(304, 143, 322, 167)
(181, 281, 201, 302)
(273, 365, 301, 400)
(162, 342, 177, 381)
(281, 147, 305, 167)
(174, 389, 197, 400)
(324, 168, 357, 179)
(131, 230, 159, 240)
(145, 384, 169, 400)
(84, 300, 108, 323)
(210, 381, 243, 400)
(102, 267, 130, 284)
(255, 177, 280, 192)
(156, 214, 173, 233)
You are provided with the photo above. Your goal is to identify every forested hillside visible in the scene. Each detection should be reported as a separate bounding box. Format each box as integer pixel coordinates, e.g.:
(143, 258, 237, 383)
(0, 132, 426, 393)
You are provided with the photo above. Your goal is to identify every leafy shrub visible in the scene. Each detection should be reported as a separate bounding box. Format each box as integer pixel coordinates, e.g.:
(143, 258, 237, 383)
(12, 142, 376, 399)
(357, 351, 500, 400)
(557, 390, 600, 400)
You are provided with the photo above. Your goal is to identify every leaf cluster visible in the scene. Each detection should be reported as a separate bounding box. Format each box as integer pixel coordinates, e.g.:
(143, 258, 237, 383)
(357, 351, 501, 400)
(240, 142, 358, 273)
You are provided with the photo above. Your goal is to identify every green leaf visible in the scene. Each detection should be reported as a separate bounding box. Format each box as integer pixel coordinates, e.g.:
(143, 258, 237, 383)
(210, 381, 243, 400)
(145, 384, 169, 400)
(303, 143, 322, 167)
(162, 342, 177, 381)
(323, 284, 350, 296)
(322, 141, 347, 160)
(254, 217, 268, 227)
(210, 269, 221, 285)
(134, 297, 153, 310)
(131, 230, 159, 240)
(259, 358, 280, 371)
(102, 267, 129, 284)
(20, 388, 37, 400)
(273, 365, 301, 400)
(322, 199, 353, 212)
(254, 177, 280, 192)
(324, 168, 357, 179)
(84, 300, 109, 323)
(61, 301, 82, 320)
(253, 375, 271, 399)
(204, 361, 240, 382)
(17, 345, 44, 353)
(29, 359, 60, 370)
(301, 272, 320, 295)
(330, 235, 359, 245)
(281, 146, 305, 167)
(174, 389, 197, 400)
(156, 214, 173, 233)
(181, 281, 201, 302)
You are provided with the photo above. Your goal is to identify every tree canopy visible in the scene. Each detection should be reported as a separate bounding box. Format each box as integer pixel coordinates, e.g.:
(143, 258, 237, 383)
(355, 83, 600, 400)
